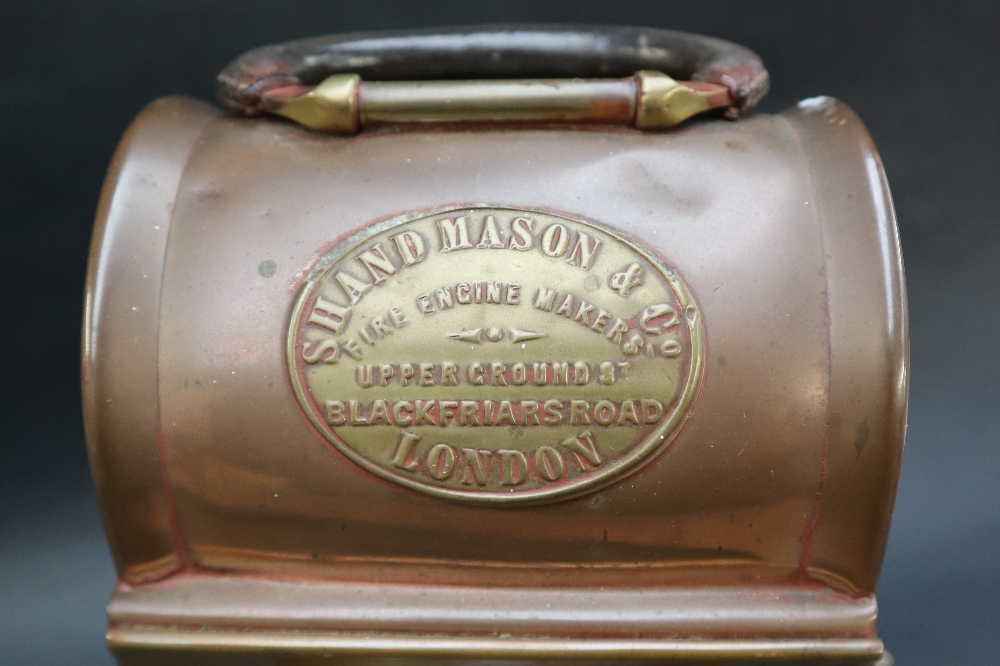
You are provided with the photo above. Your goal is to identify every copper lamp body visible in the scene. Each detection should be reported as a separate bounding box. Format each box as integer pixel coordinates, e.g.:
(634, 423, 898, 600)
(83, 26, 906, 665)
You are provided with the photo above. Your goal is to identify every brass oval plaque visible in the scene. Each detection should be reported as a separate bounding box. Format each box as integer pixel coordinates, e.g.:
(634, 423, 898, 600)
(288, 206, 703, 504)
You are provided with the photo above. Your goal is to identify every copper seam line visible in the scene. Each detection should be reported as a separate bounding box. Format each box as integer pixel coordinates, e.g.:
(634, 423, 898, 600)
(630, 75, 642, 126)
(152, 120, 212, 573)
(782, 116, 835, 578)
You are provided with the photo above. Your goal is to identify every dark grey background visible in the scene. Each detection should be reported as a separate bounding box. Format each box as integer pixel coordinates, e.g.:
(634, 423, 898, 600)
(2, 2, 997, 664)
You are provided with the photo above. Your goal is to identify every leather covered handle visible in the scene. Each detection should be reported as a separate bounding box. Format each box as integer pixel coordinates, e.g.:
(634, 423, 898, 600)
(217, 25, 769, 119)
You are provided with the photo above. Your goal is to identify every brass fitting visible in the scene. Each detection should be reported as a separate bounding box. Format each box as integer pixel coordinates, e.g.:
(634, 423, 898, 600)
(270, 73, 360, 133)
(634, 70, 729, 129)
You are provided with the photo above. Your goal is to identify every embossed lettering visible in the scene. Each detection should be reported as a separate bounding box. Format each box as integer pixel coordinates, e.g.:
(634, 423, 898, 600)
(436, 287, 455, 310)
(416, 294, 434, 314)
(641, 399, 664, 424)
(570, 399, 591, 425)
(540, 223, 569, 257)
(618, 400, 641, 426)
(623, 332, 644, 356)
(598, 361, 615, 385)
(490, 362, 507, 386)
(640, 303, 679, 334)
(342, 339, 363, 360)
(356, 365, 375, 388)
(426, 443, 456, 480)
(535, 446, 565, 481)
(439, 400, 459, 426)
(356, 243, 397, 285)
(543, 399, 564, 425)
(370, 399, 391, 425)
(414, 400, 435, 426)
(441, 361, 459, 386)
(391, 432, 420, 471)
(307, 297, 352, 335)
(290, 206, 701, 502)
(508, 216, 535, 251)
(459, 400, 480, 426)
(437, 217, 473, 251)
(606, 318, 629, 345)
(476, 215, 505, 248)
(495, 400, 517, 426)
(348, 400, 368, 425)
(389, 307, 408, 327)
(462, 448, 492, 485)
(325, 400, 346, 425)
(302, 338, 340, 364)
(565, 231, 601, 270)
(391, 231, 426, 266)
(521, 400, 541, 425)
(533, 287, 556, 311)
(486, 281, 502, 304)
(609, 263, 644, 297)
(561, 431, 601, 467)
(370, 316, 394, 339)
(573, 300, 596, 326)
(660, 339, 682, 357)
(554, 294, 575, 318)
(393, 401, 414, 426)
(335, 270, 374, 305)
(498, 449, 528, 485)
(591, 309, 612, 333)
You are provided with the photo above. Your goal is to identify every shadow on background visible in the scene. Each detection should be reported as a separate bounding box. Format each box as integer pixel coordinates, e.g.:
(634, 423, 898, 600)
(2, 2, 997, 664)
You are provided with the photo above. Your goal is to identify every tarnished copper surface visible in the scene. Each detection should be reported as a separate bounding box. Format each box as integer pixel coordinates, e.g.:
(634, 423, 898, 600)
(82, 97, 219, 583)
(85, 85, 905, 662)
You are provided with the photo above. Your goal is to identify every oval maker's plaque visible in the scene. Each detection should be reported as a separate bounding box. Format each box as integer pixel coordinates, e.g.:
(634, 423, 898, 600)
(288, 206, 704, 504)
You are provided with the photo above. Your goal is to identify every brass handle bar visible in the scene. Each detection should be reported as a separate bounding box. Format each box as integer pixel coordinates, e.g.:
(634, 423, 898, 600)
(261, 71, 732, 134)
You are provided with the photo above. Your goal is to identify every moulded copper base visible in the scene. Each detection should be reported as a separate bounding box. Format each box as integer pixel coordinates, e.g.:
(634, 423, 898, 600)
(108, 575, 885, 664)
